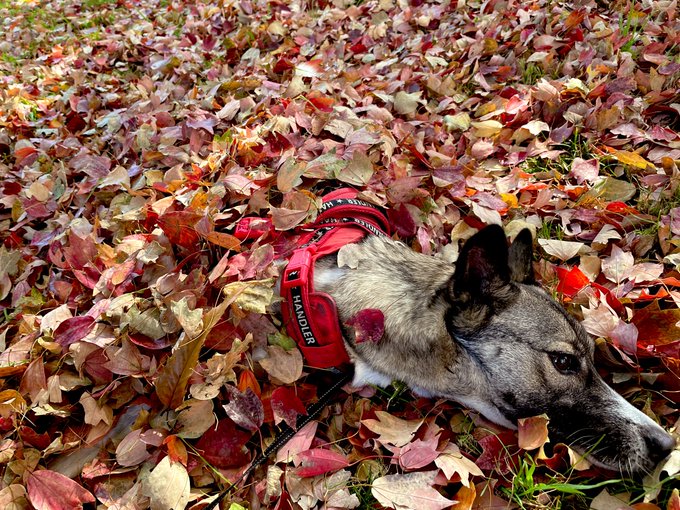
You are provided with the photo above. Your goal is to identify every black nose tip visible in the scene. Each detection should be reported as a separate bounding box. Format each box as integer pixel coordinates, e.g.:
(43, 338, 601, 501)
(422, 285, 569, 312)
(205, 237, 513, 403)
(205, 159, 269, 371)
(645, 428, 675, 464)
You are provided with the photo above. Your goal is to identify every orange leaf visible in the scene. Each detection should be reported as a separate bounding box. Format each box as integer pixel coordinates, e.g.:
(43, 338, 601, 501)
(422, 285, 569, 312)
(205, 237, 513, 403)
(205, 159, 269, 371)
(164, 435, 188, 465)
(451, 484, 476, 510)
(202, 231, 242, 250)
(631, 301, 680, 347)
(238, 369, 261, 397)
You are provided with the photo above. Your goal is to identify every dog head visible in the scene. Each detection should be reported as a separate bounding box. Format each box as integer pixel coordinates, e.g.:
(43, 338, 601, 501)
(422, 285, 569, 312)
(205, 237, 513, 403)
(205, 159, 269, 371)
(445, 225, 675, 474)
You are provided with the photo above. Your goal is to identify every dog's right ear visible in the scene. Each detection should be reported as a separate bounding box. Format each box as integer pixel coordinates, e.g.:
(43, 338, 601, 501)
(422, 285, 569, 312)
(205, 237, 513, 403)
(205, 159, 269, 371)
(450, 225, 512, 304)
(508, 228, 535, 285)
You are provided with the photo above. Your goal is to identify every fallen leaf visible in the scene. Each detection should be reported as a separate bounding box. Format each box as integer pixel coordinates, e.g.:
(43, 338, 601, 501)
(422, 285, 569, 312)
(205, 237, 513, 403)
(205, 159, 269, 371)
(394, 91, 422, 115)
(337, 152, 374, 186)
(156, 300, 228, 409)
(116, 429, 150, 467)
(518, 415, 550, 450)
(294, 448, 350, 477)
(434, 443, 482, 487)
(602, 147, 653, 170)
(224, 386, 265, 432)
(538, 239, 585, 261)
(363, 411, 423, 447)
(259, 345, 303, 385)
(555, 265, 590, 297)
(276, 420, 317, 464)
(345, 309, 385, 344)
(194, 417, 251, 469)
(141, 455, 191, 510)
(451, 484, 476, 510)
(270, 386, 307, 427)
(223, 278, 275, 314)
(371, 470, 455, 510)
(175, 399, 216, 439)
(601, 245, 634, 283)
(399, 436, 440, 470)
(26, 470, 95, 510)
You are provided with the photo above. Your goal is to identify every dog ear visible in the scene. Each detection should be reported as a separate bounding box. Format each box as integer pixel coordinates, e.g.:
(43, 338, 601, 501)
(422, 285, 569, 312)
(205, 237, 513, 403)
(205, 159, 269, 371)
(450, 225, 512, 303)
(508, 228, 535, 284)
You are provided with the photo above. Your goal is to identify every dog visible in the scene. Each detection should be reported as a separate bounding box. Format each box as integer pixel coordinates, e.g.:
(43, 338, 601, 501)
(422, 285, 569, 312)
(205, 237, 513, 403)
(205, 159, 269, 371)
(310, 223, 674, 475)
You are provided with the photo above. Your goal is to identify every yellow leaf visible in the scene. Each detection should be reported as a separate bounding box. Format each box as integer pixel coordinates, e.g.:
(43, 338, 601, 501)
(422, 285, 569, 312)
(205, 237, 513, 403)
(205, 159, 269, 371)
(0, 390, 27, 416)
(500, 193, 518, 209)
(604, 147, 653, 170)
(223, 279, 275, 314)
(470, 120, 503, 137)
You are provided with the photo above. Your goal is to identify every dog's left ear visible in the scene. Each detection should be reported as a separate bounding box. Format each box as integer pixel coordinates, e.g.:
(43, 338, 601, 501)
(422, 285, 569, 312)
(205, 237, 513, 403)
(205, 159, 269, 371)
(508, 228, 535, 285)
(450, 224, 512, 303)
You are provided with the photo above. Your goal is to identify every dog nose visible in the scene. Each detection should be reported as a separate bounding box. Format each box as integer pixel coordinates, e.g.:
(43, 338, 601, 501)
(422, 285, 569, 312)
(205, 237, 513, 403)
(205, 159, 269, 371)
(645, 428, 675, 464)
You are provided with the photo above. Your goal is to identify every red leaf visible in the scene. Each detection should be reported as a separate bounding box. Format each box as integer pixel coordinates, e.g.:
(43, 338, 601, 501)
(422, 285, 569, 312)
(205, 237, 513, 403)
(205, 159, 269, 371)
(270, 386, 307, 428)
(195, 417, 251, 468)
(53, 316, 95, 349)
(475, 432, 519, 474)
(26, 470, 95, 510)
(19, 426, 51, 449)
(345, 309, 385, 344)
(82, 348, 113, 385)
(631, 301, 680, 352)
(128, 332, 174, 350)
(63, 234, 97, 270)
(294, 448, 350, 477)
(554, 265, 590, 297)
(157, 210, 203, 249)
(606, 201, 639, 214)
(306, 91, 335, 113)
(388, 203, 417, 238)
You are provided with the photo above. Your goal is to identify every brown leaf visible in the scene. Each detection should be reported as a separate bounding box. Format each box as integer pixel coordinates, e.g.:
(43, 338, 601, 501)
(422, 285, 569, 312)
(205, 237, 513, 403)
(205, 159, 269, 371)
(258, 345, 303, 385)
(156, 300, 229, 409)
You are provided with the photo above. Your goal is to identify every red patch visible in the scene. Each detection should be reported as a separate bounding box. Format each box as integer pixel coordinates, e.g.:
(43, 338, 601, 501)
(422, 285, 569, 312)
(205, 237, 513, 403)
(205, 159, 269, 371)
(195, 417, 252, 469)
(345, 309, 385, 344)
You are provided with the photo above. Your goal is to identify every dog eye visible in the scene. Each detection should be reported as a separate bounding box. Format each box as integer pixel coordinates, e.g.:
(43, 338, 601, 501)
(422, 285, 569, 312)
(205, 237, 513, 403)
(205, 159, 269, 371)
(549, 353, 579, 374)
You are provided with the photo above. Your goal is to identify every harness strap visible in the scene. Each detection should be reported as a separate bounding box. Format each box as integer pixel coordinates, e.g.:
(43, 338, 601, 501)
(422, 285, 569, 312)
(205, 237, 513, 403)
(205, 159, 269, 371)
(280, 189, 390, 369)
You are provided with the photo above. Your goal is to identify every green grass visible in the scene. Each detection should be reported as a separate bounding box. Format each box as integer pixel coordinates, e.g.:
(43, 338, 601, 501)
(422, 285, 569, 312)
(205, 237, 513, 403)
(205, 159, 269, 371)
(630, 176, 680, 238)
(349, 460, 385, 507)
(537, 221, 565, 241)
(499, 455, 623, 510)
(82, 0, 118, 9)
(618, 9, 646, 54)
(523, 133, 596, 175)
(519, 61, 545, 86)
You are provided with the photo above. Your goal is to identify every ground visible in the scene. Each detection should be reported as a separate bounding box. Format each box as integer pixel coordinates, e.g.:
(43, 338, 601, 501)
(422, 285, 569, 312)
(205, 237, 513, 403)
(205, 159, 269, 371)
(0, 0, 679, 509)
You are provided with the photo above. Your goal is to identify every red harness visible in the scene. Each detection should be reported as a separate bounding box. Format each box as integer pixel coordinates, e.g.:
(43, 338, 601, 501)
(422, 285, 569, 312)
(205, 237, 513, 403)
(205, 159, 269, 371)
(279, 189, 390, 369)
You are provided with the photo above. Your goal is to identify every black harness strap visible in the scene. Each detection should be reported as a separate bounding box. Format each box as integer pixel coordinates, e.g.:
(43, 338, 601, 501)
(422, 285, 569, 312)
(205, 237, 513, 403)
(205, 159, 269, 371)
(203, 371, 353, 509)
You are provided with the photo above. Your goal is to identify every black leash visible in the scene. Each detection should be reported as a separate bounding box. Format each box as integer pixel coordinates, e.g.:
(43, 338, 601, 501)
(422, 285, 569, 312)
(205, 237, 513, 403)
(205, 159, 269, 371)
(203, 370, 352, 510)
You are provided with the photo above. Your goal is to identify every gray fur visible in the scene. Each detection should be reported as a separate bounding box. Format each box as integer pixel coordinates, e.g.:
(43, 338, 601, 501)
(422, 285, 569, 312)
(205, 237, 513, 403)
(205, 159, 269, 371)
(310, 226, 674, 474)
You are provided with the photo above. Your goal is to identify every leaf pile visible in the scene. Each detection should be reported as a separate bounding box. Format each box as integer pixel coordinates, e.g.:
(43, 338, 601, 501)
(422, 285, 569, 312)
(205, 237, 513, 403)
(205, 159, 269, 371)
(1, 0, 679, 508)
